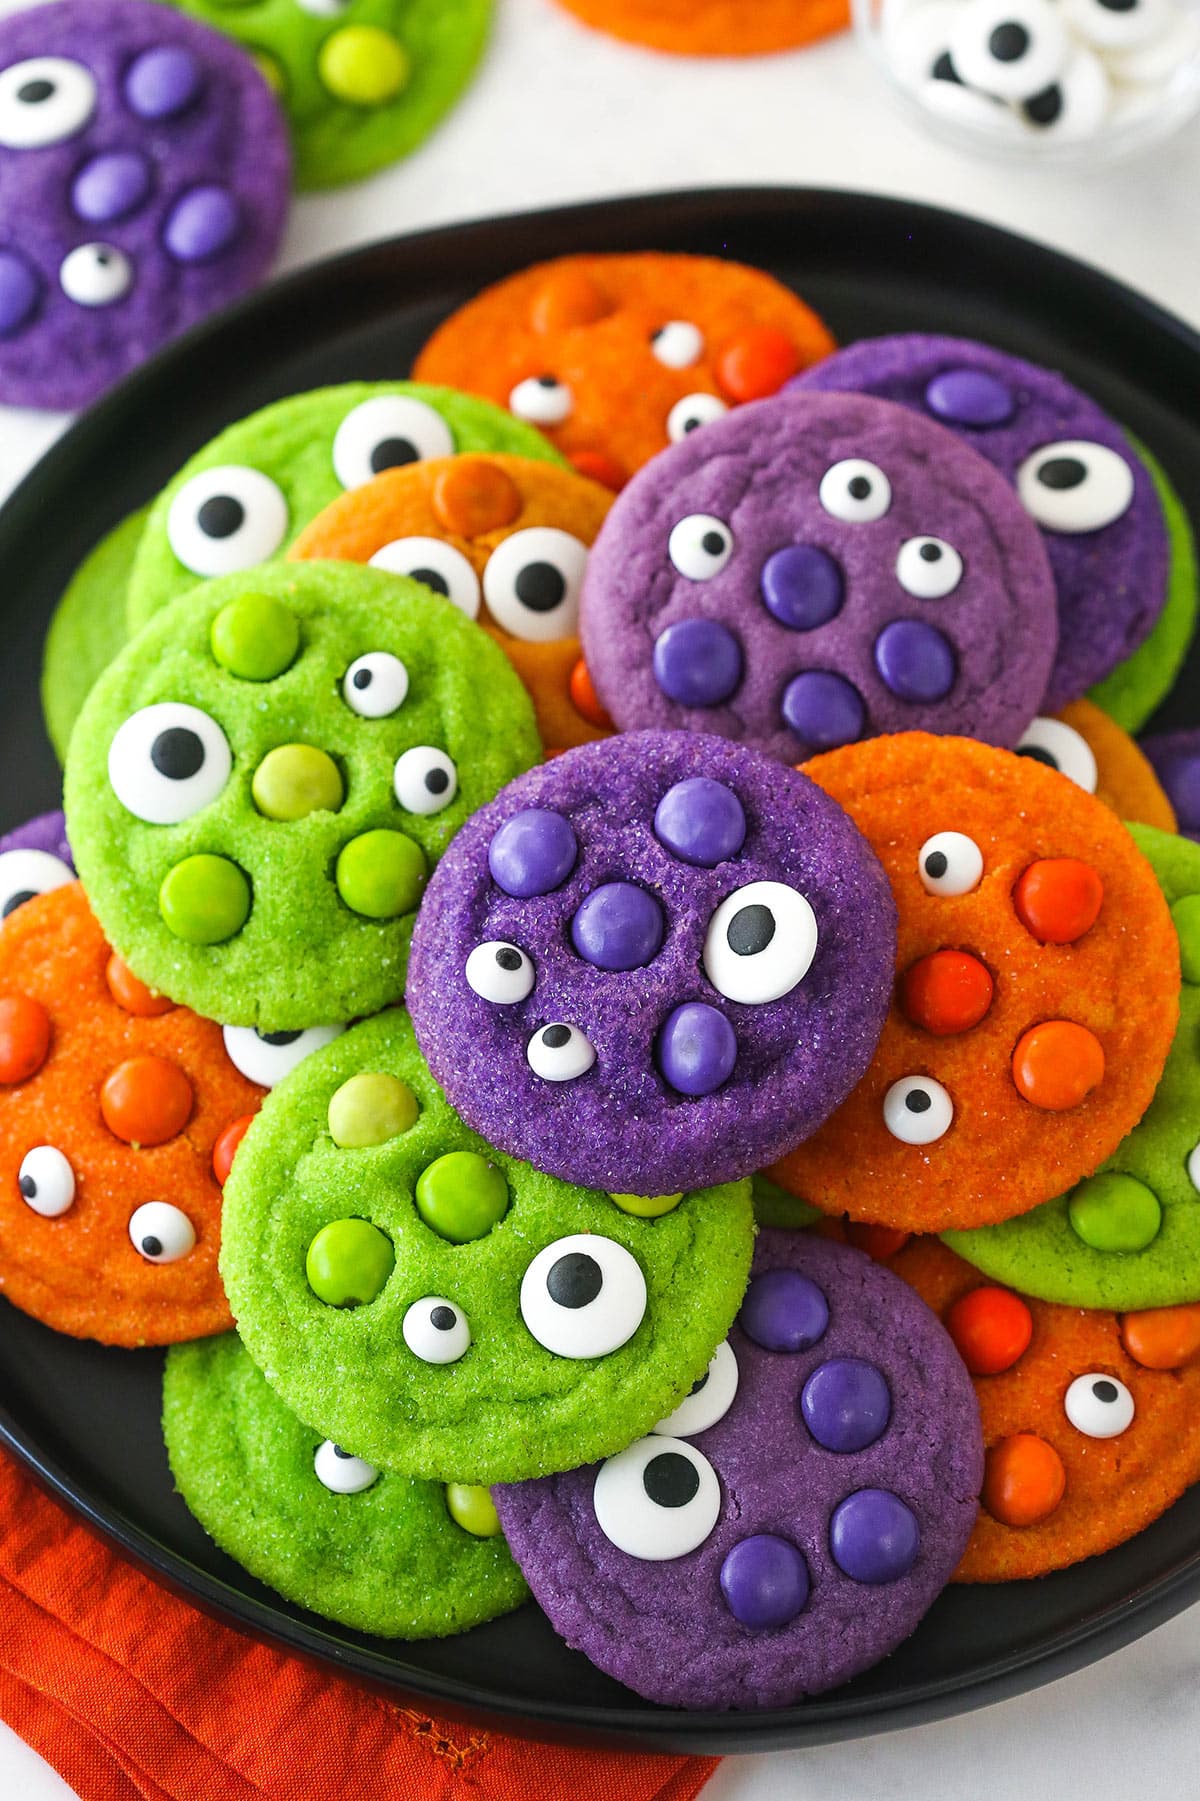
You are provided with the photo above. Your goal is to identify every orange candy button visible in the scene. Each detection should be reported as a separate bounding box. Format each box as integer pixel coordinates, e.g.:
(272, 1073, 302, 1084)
(1121, 1303, 1200, 1370)
(715, 326, 802, 403)
(569, 448, 626, 491)
(530, 268, 612, 334)
(946, 1285, 1033, 1375)
(568, 657, 613, 730)
(1014, 858, 1104, 945)
(213, 1113, 255, 1187)
(0, 994, 51, 1084)
(431, 457, 521, 538)
(1012, 1020, 1105, 1111)
(982, 1433, 1066, 1528)
(101, 1055, 193, 1146)
(844, 1221, 911, 1261)
(900, 948, 994, 1037)
(105, 952, 174, 1018)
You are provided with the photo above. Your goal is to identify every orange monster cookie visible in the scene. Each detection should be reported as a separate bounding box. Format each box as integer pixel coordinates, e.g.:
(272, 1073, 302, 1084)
(769, 733, 1179, 1233)
(549, 0, 848, 56)
(1018, 700, 1177, 832)
(412, 253, 834, 491)
(289, 454, 614, 750)
(0, 883, 264, 1346)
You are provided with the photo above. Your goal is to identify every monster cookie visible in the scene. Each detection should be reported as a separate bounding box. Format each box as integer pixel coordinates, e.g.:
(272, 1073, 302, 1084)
(126, 382, 565, 631)
(0, 882, 263, 1345)
(1142, 730, 1200, 843)
(219, 1010, 754, 1481)
(413, 253, 835, 490)
(0, 0, 290, 411)
(492, 1230, 981, 1709)
(892, 1237, 1200, 1580)
(65, 562, 539, 1031)
(769, 734, 1179, 1232)
(290, 455, 614, 749)
(550, 0, 848, 53)
(42, 509, 149, 765)
(163, 1333, 529, 1635)
(1017, 701, 1176, 831)
(792, 334, 1173, 711)
(407, 730, 895, 1196)
(578, 391, 1057, 763)
(0, 812, 74, 920)
(165, 0, 490, 190)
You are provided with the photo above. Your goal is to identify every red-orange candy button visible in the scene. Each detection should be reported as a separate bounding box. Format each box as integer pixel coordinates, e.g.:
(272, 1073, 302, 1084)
(530, 269, 612, 334)
(569, 448, 626, 492)
(946, 1285, 1033, 1375)
(715, 326, 801, 402)
(101, 1055, 193, 1146)
(0, 995, 51, 1084)
(213, 1113, 255, 1187)
(105, 952, 174, 1017)
(568, 657, 613, 730)
(431, 458, 521, 538)
(982, 1433, 1066, 1528)
(1012, 1020, 1105, 1111)
(844, 1221, 911, 1261)
(900, 949, 994, 1037)
(1014, 858, 1104, 945)
(1121, 1303, 1200, 1370)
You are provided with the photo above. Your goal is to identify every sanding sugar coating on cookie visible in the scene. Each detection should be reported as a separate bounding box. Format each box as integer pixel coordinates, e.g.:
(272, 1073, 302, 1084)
(0, 811, 74, 921)
(64, 562, 540, 1032)
(407, 730, 897, 1197)
(578, 391, 1057, 764)
(219, 1009, 755, 1482)
(768, 734, 1179, 1234)
(0, 882, 264, 1346)
(289, 454, 614, 749)
(549, 0, 848, 56)
(1142, 730, 1200, 844)
(1016, 700, 1177, 833)
(493, 1231, 981, 1710)
(42, 508, 151, 766)
(791, 334, 1171, 712)
(0, 0, 290, 412)
(412, 252, 836, 492)
(163, 1333, 530, 1637)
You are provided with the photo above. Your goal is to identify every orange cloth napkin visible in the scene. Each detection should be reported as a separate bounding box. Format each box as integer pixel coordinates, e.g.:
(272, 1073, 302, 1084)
(0, 1449, 718, 1801)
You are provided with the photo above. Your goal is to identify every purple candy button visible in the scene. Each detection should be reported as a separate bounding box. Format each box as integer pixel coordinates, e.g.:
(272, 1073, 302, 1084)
(652, 619, 742, 708)
(653, 777, 746, 868)
(0, 251, 38, 337)
(801, 1357, 891, 1453)
(656, 1001, 737, 1097)
(488, 808, 577, 898)
(123, 45, 204, 121)
(830, 1488, 921, 1584)
(925, 367, 1016, 429)
(760, 545, 844, 631)
(571, 882, 664, 971)
(873, 620, 957, 703)
(720, 1534, 810, 1629)
(739, 1269, 829, 1354)
(72, 151, 152, 225)
(781, 670, 865, 749)
(164, 185, 241, 264)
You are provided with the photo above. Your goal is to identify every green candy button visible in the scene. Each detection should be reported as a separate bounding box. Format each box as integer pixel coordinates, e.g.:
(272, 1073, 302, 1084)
(252, 745, 344, 821)
(610, 1190, 684, 1219)
(159, 854, 250, 945)
(445, 1483, 502, 1539)
(1171, 895, 1200, 986)
(335, 829, 426, 919)
(415, 1150, 509, 1244)
(210, 592, 299, 682)
(1068, 1172, 1163, 1253)
(318, 26, 410, 106)
(328, 1072, 419, 1148)
(306, 1218, 394, 1307)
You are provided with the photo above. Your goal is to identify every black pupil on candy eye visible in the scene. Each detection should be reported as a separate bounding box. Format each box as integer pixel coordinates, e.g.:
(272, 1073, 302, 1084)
(542, 1025, 571, 1049)
(258, 1030, 301, 1046)
(142, 1235, 163, 1257)
(924, 850, 948, 879)
(151, 727, 204, 781)
(333, 1445, 351, 1458)
(1093, 1379, 1119, 1403)
(1037, 456, 1087, 490)
(19, 1175, 36, 1198)
(919, 542, 942, 562)
(1099, 0, 1136, 10)
(727, 903, 775, 957)
(547, 1251, 602, 1309)
(430, 1306, 457, 1331)
(906, 1090, 932, 1115)
(370, 438, 419, 472)
(3, 891, 36, 917)
(515, 562, 566, 613)
(701, 531, 726, 556)
(425, 767, 450, 795)
(18, 79, 55, 103)
(537, 375, 558, 389)
(352, 668, 372, 689)
(1025, 84, 1063, 124)
(932, 50, 962, 82)
(412, 567, 450, 596)
(682, 416, 702, 434)
(1018, 746, 1058, 770)
(688, 1371, 709, 1396)
(196, 495, 245, 540)
(847, 476, 871, 500)
(643, 1452, 700, 1509)
(989, 22, 1030, 60)
(496, 948, 522, 971)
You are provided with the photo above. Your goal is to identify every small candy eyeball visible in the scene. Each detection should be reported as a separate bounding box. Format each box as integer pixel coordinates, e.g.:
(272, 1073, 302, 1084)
(0, 848, 73, 919)
(18, 1145, 75, 1218)
(520, 1233, 647, 1358)
(818, 458, 891, 523)
(342, 650, 410, 717)
(466, 940, 535, 1005)
(703, 881, 818, 1005)
(1015, 717, 1099, 792)
(483, 528, 588, 643)
(166, 465, 289, 578)
(651, 321, 704, 368)
(666, 393, 728, 443)
(314, 1440, 378, 1494)
(0, 57, 96, 149)
(402, 1296, 471, 1364)
(895, 536, 964, 599)
(918, 830, 984, 897)
(592, 1435, 721, 1560)
(653, 1340, 739, 1438)
(883, 1075, 954, 1145)
(369, 537, 481, 618)
(108, 702, 232, 826)
(1064, 1371, 1135, 1438)
(1016, 440, 1134, 533)
(222, 1024, 344, 1089)
(667, 514, 735, 580)
(393, 745, 458, 816)
(509, 375, 572, 425)
(1061, 0, 1168, 49)
(128, 1201, 195, 1264)
(60, 243, 132, 309)
(331, 395, 454, 489)
(526, 1021, 596, 1082)
(949, 0, 1070, 101)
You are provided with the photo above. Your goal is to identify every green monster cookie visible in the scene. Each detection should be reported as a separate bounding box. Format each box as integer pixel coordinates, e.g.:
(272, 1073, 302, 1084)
(42, 508, 150, 765)
(220, 1010, 756, 1483)
(164, 1332, 528, 1636)
(126, 381, 566, 631)
(65, 562, 539, 1031)
(946, 824, 1200, 1310)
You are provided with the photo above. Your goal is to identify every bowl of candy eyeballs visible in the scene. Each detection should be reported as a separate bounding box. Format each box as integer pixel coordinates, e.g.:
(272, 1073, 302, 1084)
(856, 0, 1200, 163)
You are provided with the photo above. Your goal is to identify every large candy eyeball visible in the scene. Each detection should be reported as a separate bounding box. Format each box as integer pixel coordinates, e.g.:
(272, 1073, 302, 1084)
(653, 1341, 739, 1438)
(314, 1440, 378, 1494)
(369, 538, 481, 619)
(1016, 717, 1098, 792)
(483, 529, 588, 642)
(651, 321, 704, 368)
(819, 458, 891, 523)
(526, 1022, 596, 1081)
(403, 1296, 470, 1364)
(465, 940, 535, 1005)
(666, 393, 729, 443)
(668, 514, 734, 580)
(509, 375, 572, 425)
(1016, 441, 1134, 533)
(520, 1233, 647, 1358)
(342, 651, 410, 718)
(108, 702, 232, 825)
(0, 57, 96, 149)
(0, 848, 73, 919)
(703, 881, 818, 1005)
(128, 1201, 195, 1263)
(18, 1146, 75, 1218)
(222, 1024, 344, 1088)
(1061, 0, 1167, 50)
(1020, 46, 1110, 139)
(950, 0, 1069, 100)
(166, 465, 289, 577)
(883, 1076, 954, 1145)
(1064, 1372, 1134, 1438)
(60, 244, 132, 309)
(393, 746, 458, 815)
(918, 830, 984, 897)
(331, 395, 454, 489)
(895, 536, 963, 599)
(593, 1435, 721, 1559)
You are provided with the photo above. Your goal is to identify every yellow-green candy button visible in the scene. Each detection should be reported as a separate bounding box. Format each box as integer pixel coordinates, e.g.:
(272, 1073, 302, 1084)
(210, 591, 299, 682)
(159, 854, 250, 944)
(336, 829, 426, 918)
(416, 1150, 509, 1243)
(318, 26, 409, 106)
(446, 1483, 502, 1538)
(253, 745, 344, 821)
(1171, 895, 1200, 986)
(328, 1071, 418, 1148)
(1068, 1172, 1162, 1252)
(306, 1217, 394, 1307)
(610, 1191, 684, 1219)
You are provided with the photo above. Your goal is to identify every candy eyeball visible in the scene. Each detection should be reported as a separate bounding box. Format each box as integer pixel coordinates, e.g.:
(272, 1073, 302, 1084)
(369, 537, 481, 618)
(1020, 46, 1110, 139)
(393, 746, 458, 815)
(703, 881, 818, 1005)
(883, 1075, 955, 1144)
(128, 1201, 195, 1263)
(668, 514, 735, 580)
(166, 465, 289, 578)
(483, 528, 589, 643)
(0, 848, 73, 919)
(342, 650, 411, 717)
(0, 57, 96, 149)
(1016, 440, 1134, 533)
(509, 375, 572, 426)
(526, 1021, 596, 1081)
(18, 1146, 75, 1218)
(653, 1340, 739, 1438)
(108, 702, 232, 825)
(520, 1234, 647, 1358)
(592, 1435, 721, 1560)
(895, 536, 964, 598)
(60, 244, 132, 309)
(297, 0, 353, 12)
(1061, 0, 1168, 50)
(666, 393, 729, 443)
(314, 1440, 379, 1494)
(818, 458, 892, 523)
(465, 940, 536, 1005)
(222, 1024, 344, 1088)
(402, 1296, 471, 1364)
(1064, 1371, 1135, 1438)
(918, 830, 984, 896)
(331, 396, 454, 489)
(651, 321, 705, 369)
(1016, 717, 1098, 792)
(949, 0, 1069, 101)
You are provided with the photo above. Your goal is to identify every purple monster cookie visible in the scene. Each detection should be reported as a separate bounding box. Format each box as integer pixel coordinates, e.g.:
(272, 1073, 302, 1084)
(0, 811, 73, 920)
(578, 390, 1056, 764)
(493, 1231, 983, 1710)
(791, 335, 1169, 712)
(0, 0, 290, 411)
(406, 730, 896, 1196)
(1142, 730, 1200, 843)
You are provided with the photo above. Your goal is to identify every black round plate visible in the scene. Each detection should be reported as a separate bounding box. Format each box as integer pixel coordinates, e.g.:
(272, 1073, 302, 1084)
(2, 188, 1199, 1755)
